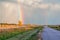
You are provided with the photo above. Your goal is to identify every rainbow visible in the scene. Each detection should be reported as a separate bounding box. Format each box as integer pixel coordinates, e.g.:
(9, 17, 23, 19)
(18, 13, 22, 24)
(17, 0, 24, 24)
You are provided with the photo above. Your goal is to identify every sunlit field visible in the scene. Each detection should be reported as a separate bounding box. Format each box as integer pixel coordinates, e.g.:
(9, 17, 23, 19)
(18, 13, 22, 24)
(0, 24, 43, 40)
(0, 24, 60, 40)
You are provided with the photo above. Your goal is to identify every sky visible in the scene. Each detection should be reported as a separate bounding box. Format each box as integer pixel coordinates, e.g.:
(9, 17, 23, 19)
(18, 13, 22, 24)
(0, 0, 60, 25)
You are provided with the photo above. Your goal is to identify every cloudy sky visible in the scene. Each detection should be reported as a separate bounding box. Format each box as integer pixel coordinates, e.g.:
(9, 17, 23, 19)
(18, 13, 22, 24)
(0, 0, 60, 25)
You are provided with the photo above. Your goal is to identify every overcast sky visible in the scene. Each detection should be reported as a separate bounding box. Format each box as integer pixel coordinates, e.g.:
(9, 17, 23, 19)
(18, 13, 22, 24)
(0, 0, 60, 25)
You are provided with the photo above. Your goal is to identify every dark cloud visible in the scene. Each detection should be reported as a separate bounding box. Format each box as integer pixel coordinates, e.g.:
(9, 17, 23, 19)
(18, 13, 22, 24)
(43, 0, 60, 4)
(0, 0, 17, 3)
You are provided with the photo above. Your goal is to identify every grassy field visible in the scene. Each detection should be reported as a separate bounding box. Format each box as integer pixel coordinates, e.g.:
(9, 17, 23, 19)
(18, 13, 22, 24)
(0, 29, 38, 40)
(0, 24, 42, 40)
(48, 25, 60, 31)
(0, 28, 41, 40)
(0, 28, 30, 40)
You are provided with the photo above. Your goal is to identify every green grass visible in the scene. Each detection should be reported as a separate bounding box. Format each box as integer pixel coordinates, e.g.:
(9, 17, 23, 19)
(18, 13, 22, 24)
(0, 28, 33, 40)
(28, 31, 38, 40)
(0, 27, 41, 40)
(48, 25, 60, 31)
